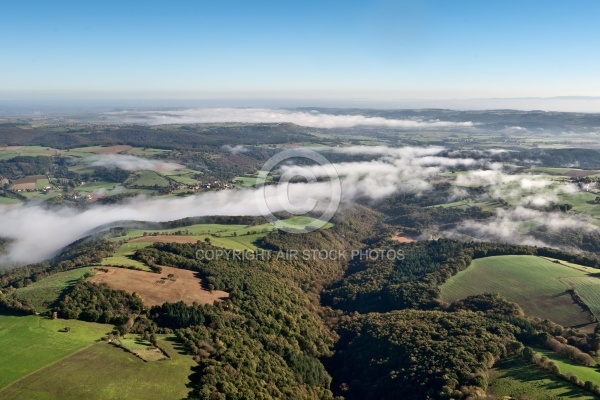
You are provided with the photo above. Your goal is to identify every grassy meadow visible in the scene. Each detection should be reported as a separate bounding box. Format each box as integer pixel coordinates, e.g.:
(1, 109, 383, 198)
(440, 255, 599, 328)
(0, 314, 113, 390)
(0, 337, 195, 400)
(488, 356, 596, 400)
(536, 348, 600, 387)
(127, 171, 170, 188)
(13, 267, 94, 312)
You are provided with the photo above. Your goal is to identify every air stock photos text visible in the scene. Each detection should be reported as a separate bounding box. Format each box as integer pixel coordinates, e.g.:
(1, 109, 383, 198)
(195, 248, 405, 262)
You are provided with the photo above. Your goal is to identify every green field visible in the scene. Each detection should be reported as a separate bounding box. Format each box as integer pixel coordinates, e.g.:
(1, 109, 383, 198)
(100, 242, 152, 270)
(0, 338, 195, 399)
(0, 146, 56, 160)
(0, 314, 113, 390)
(537, 348, 600, 386)
(558, 191, 600, 221)
(233, 175, 259, 187)
(60, 148, 107, 158)
(112, 223, 249, 241)
(0, 150, 23, 160)
(105, 216, 337, 275)
(34, 178, 50, 190)
(168, 174, 200, 185)
(113, 222, 271, 239)
(559, 275, 600, 319)
(0, 196, 20, 205)
(160, 167, 201, 177)
(440, 255, 598, 328)
(488, 356, 596, 399)
(108, 217, 331, 253)
(127, 171, 170, 188)
(13, 267, 94, 312)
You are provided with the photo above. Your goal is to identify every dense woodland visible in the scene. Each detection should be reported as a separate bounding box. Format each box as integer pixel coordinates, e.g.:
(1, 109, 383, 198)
(0, 123, 324, 151)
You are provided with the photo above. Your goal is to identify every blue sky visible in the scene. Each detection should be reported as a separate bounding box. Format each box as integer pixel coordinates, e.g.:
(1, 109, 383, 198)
(1, 0, 599, 99)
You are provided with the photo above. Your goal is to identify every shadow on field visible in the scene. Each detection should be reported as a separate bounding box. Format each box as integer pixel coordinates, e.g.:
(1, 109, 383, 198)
(493, 357, 593, 398)
(162, 336, 197, 400)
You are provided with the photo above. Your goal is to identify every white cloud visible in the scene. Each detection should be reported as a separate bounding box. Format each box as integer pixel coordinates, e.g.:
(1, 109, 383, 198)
(83, 154, 184, 172)
(221, 145, 249, 154)
(448, 206, 596, 248)
(106, 108, 475, 129)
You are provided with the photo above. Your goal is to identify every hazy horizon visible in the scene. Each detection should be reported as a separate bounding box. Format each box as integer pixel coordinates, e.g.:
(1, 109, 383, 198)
(2, 96, 600, 116)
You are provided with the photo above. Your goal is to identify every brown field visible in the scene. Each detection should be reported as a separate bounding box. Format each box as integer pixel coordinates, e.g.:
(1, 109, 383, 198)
(0, 146, 23, 150)
(94, 145, 133, 154)
(12, 175, 45, 184)
(565, 170, 598, 177)
(130, 235, 200, 244)
(11, 182, 35, 190)
(90, 266, 228, 306)
(11, 175, 46, 190)
(392, 234, 416, 243)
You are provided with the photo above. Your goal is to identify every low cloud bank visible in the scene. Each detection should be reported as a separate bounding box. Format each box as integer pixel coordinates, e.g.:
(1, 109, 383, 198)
(0, 184, 326, 265)
(447, 206, 596, 248)
(106, 108, 475, 129)
(84, 154, 184, 172)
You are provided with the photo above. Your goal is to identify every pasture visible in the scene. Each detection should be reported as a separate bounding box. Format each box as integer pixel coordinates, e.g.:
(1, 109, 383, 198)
(560, 276, 600, 319)
(488, 356, 596, 400)
(13, 267, 94, 312)
(103, 217, 332, 269)
(90, 265, 229, 306)
(34, 178, 50, 189)
(0, 337, 195, 400)
(112, 222, 277, 251)
(233, 174, 259, 187)
(168, 174, 200, 185)
(0, 196, 19, 205)
(130, 235, 202, 244)
(0, 146, 57, 160)
(125, 232, 264, 251)
(558, 191, 600, 221)
(536, 348, 600, 386)
(0, 314, 113, 390)
(440, 255, 599, 329)
(126, 147, 171, 157)
(127, 171, 170, 187)
(100, 242, 152, 270)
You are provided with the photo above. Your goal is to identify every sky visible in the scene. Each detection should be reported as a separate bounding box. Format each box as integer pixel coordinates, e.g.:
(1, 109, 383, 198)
(1, 0, 600, 103)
